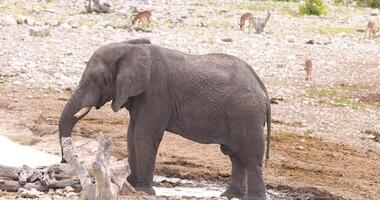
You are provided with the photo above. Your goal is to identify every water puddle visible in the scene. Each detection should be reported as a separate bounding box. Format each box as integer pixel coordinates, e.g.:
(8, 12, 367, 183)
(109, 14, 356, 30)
(0, 135, 60, 168)
(153, 176, 288, 199)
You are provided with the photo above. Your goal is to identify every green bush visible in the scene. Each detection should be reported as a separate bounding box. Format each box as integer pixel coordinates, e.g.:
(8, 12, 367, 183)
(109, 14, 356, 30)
(299, 0, 327, 16)
(355, 0, 380, 8)
(333, 0, 353, 5)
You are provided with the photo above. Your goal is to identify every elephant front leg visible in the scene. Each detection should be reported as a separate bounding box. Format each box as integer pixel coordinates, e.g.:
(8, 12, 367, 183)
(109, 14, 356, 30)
(134, 127, 164, 195)
(126, 122, 137, 187)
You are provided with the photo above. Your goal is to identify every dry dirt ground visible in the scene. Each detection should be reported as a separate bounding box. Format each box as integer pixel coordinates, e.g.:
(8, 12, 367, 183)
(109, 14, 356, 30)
(0, 84, 379, 200)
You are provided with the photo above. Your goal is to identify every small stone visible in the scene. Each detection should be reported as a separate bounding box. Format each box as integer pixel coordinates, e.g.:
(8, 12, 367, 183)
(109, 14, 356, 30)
(19, 188, 43, 198)
(53, 195, 64, 200)
(39, 196, 53, 200)
(287, 36, 295, 43)
(35, 21, 45, 26)
(55, 189, 63, 195)
(296, 145, 304, 150)
(24, 16, 35, 25)
(370, 9, 379, 16)
(29, 27, 50, 37)
(61, 23, 71, 29)
(306, 40, 314, 45)
(1, 15, 17, 26)
(49, 20, 60, 26)
(48, 189, 55, 195)
(221, 38, 233, 42)
(15, 15, 26, 24)
(106, 25, 114, 30)
(65, 192, 78, 199)
(64, 186, 74, 193)
(71, 23, 80, 29)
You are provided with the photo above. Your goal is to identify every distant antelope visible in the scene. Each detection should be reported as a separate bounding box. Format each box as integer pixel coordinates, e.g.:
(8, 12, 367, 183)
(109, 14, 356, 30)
(304, 58, 313, 81)
(239, 12, 256, 30)
(131, 10, 152, 27)
(364, 20, 376, 40)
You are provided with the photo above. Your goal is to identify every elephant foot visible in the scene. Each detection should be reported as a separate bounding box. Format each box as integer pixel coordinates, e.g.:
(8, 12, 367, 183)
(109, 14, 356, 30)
(220, 188, 245, 199)
(127, 175, 137, 187)
(135, 186, 156, 195)
(241, 194, 267, 200)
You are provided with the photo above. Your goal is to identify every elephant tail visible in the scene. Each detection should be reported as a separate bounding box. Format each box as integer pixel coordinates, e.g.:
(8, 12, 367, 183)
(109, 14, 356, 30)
(265, 98, 271, 168)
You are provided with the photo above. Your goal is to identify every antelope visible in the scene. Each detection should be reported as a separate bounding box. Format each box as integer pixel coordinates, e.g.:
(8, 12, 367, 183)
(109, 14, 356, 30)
(131, 10, 152, 27)
(364, 20, 376, 40)
(304, 58, 313, 81)
(239, 12, 256, 31)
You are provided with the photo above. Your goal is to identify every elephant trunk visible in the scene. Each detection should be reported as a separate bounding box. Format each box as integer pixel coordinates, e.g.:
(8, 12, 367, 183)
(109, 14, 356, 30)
(58, 88, 86, 162)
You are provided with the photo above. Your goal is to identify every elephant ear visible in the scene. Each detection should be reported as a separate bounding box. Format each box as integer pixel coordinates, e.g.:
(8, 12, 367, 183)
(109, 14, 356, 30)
(111, 46, 152, 112)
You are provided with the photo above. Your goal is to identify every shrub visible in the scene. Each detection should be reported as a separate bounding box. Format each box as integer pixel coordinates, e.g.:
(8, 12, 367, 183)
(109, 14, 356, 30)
(299, 0, 327, 16)
(355, 0, 380, 8)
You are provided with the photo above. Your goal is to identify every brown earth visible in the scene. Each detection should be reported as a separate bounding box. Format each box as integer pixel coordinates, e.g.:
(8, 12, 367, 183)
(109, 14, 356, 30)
(0, 84, 379, 200)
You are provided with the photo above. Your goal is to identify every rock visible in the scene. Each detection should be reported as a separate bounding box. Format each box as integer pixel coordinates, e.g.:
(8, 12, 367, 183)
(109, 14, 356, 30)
(221, 38, 233, 42)
(64, 186, 74, 193)
(35, 21, 45, 26)
(61, 23, 71, 29)
(287, 36, 296, 43)
(24, 16, 35, 25)
(18, 188, 44, 198)
(53, 195, 64, 200)
(65, 192, 78, 199)
(296, 145, 304, 150)
(29, 27, 50, 37)
(370, 9, 379, 16)
(15, 15, 26, 24)
(49, 20, 60, 26)
(306, 40, 314, 45)
(71, 23, 80, 29)
(40, 196, 53, 200)
(1, 15, 17, 26)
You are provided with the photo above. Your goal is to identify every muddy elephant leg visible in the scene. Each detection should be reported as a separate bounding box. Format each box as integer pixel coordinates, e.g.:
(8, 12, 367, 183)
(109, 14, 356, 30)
(221, 154, 247, 199)
(126, 122, 137, 187)
(133, 123, 164, 195)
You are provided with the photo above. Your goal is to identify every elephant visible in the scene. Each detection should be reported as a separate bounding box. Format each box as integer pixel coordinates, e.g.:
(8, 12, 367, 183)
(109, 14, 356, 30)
(58, 38, 271, 200)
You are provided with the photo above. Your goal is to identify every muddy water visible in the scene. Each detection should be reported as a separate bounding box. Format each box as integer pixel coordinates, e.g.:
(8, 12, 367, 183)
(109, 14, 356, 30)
(153, 176, 288, 199)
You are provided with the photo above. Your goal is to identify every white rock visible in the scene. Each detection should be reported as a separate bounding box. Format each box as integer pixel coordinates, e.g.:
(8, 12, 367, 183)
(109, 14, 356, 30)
(53, 195, 64, 200)
(35, 21, 45, 26)
(64, 186, 74, 193)
(29, 27, 51, 37)
(1, 15, 17, 26)
(19, 188, 44, 198)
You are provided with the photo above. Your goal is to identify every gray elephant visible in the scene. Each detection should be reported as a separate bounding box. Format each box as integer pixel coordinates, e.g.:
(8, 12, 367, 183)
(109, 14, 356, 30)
(58, 39, 271, 200)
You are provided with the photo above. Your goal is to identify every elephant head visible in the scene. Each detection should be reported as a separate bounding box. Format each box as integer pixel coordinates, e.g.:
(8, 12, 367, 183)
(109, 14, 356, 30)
(58, 39, 152, 162)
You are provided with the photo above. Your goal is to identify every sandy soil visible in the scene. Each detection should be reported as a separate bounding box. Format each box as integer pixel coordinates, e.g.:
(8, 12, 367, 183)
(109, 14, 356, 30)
(0, 84, 378, 200)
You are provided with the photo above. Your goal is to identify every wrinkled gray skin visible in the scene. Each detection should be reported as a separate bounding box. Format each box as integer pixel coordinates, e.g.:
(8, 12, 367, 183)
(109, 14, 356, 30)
(58, 39, 271, 200)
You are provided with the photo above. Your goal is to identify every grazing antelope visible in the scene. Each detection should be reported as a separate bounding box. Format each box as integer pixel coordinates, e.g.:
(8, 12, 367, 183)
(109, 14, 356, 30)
(131, 10, 152, 27)
(364, 20, 376, 40)
(239, 12, 256, 31)
(304, 58, 313, 81)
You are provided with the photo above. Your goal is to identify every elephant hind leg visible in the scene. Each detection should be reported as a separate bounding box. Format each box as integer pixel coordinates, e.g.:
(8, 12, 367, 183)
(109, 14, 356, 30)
(240, 127, 267, 200)
(220, 146, 247, 199)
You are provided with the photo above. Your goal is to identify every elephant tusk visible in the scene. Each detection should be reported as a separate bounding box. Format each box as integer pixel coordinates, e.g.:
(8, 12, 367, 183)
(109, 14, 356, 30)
(74, 107, 92, 119)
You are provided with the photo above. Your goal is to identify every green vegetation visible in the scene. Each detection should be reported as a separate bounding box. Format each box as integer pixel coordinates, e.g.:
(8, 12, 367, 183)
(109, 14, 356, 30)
(309, 25, 358, 35)
(299, 0, 327, 16)
(307, 85, 380, 109)
(355, 0, 380, 8)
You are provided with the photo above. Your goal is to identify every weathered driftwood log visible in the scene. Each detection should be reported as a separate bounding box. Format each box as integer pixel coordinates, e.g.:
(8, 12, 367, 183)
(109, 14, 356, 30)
(62, 132, 131, 200)
(85, 0, 112, 13)
(0, 164, 80, 192)
(255, 10, 271, 34)
(0, 134, 133, 196)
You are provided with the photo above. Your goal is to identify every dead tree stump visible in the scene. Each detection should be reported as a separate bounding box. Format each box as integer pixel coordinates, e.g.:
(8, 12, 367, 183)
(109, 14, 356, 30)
(62, 132, 130, 200)
(85, 0, 112, 14)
